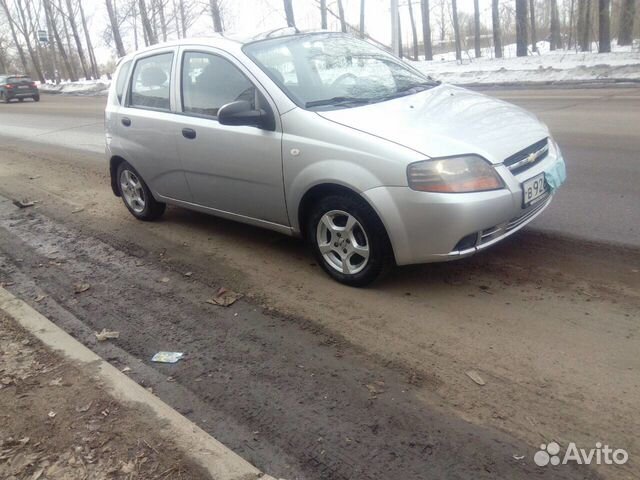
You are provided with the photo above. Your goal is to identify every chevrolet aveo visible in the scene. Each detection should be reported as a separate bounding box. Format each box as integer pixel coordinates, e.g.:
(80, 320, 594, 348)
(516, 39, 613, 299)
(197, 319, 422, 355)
(105, 30, 566, 286)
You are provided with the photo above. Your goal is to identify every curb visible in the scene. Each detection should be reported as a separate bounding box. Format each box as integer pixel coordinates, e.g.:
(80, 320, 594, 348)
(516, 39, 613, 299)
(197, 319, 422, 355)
(0, 287, 279, 480)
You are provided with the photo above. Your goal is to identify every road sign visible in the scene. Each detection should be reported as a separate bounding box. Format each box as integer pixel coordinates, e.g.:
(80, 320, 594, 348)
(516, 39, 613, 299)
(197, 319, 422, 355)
(37, 30, 49, 43)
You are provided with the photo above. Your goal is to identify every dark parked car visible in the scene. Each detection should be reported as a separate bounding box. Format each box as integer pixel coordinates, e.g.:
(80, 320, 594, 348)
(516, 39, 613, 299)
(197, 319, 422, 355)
(0, 75, 40, 103)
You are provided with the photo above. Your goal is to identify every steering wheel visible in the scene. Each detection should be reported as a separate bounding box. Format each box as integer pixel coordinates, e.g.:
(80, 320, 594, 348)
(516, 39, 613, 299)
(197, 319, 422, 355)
(331, 72, 358, 88)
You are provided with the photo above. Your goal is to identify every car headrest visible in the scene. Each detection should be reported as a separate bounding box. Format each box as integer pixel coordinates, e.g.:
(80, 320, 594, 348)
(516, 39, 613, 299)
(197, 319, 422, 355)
(141, 67, 167, 87)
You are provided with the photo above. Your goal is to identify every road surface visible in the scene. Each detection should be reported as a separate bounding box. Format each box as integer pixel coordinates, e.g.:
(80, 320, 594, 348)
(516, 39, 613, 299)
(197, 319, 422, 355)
(0, 89, 639, 479)
(0, 88, 638, 247)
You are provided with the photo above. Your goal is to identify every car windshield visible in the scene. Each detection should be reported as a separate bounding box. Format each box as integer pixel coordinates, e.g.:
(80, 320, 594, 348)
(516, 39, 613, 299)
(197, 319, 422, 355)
(243, 33, 438, 110)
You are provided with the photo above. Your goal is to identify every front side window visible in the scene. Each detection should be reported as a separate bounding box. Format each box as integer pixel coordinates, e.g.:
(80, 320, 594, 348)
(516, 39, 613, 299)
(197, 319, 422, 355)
(181, 51, 255, 118)
(129, 52, 173, 110)
(115, 60, 132, 104)
(244, 33, 437, 110)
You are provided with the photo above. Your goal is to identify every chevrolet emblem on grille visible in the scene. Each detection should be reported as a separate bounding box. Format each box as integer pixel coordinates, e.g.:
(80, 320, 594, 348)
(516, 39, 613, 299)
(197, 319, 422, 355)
(527, 152, 538, 164)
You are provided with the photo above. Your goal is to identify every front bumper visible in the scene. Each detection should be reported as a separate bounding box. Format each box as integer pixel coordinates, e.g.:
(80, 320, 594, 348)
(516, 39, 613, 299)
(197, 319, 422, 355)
(363, 146, 564, 266)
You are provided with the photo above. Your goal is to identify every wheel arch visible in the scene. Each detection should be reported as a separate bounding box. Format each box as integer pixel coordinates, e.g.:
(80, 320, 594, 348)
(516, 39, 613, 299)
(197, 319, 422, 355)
(109, 155, 127, 196)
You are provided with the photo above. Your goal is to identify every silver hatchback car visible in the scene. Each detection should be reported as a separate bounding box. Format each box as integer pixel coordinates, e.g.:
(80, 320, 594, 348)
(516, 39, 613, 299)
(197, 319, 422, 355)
(106, 30, 566, 286)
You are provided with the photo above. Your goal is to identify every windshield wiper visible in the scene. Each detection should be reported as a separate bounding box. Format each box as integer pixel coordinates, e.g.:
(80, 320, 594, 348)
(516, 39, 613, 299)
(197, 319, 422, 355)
(380, 81, 438, 101)
(305, 96, 372, 108)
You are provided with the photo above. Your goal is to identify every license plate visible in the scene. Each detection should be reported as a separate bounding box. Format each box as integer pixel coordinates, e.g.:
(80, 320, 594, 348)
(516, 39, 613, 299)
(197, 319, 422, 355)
(18, 85, 28, 89)
(522, 173, 547, 206)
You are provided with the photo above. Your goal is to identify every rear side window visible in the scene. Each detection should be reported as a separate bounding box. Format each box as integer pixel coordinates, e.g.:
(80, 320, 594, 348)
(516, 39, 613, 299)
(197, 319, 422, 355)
(181, 51, 255, 118)
(8, 76, 32, 83)
(115, 60, 132, 104)
(129, 52, 173, 110)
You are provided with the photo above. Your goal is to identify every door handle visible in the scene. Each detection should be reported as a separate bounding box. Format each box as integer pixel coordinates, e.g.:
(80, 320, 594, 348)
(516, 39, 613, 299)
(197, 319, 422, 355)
(121, 117, 131, 127)
(182, 128, 196, 139)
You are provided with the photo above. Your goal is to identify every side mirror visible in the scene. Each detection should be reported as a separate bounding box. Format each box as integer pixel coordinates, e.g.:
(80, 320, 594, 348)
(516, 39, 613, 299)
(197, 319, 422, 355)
(217, 100, 274, 130)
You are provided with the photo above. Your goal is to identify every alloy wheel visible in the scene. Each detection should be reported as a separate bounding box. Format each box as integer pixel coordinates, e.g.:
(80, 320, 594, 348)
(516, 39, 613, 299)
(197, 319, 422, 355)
(119, 169, 146, 213)
(316, 210, 370, 275)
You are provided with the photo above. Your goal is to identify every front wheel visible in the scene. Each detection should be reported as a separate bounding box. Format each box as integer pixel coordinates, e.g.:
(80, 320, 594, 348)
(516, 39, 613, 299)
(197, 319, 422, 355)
(307, 194, 393, 287)
(1, 92, 9, 103)
(116, 161, 166, 221)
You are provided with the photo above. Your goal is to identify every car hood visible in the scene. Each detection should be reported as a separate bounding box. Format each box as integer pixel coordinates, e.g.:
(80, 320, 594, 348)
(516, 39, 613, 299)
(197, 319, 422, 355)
(316, 84, 550, 164)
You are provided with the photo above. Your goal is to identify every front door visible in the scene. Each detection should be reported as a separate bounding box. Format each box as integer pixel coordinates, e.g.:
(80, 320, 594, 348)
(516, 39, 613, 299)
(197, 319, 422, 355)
(175, 49, 288, 226)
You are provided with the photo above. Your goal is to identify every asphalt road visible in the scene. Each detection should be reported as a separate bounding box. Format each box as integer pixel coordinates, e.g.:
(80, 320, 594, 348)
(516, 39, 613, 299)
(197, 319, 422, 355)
(1, 89, 639, 479)
(0, 87, 638, 247)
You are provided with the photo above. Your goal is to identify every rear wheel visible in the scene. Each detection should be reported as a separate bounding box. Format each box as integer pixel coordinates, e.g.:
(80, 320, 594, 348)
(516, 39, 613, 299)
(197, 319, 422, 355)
(18, 98, 24, 102)
(307, 194, 393, 287)
(33, 95, 40, 102)
(1, 92, 9, 103)
(116, 161, 166, 221)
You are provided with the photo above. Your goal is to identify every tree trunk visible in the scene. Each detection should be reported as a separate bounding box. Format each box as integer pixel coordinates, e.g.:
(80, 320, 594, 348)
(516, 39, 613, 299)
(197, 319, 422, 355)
(359, 0, 365, 38)
(407, 0, 419, 59)
(567, 0, 575, 48)
(79, 0, 99, 78)
(44, 0, 75, 81)
(283, 0, 295, 28)
(157, 0, 168, 41)
(179, 0, 188, 37)
(451, 0, 462, 61)
(398, 9, 403, 58)
(618, 0, 636, 46)
(516, 0, 528, 56)
(140, 0, 158, 44)
(491, 0, 502, 58)
(209, 0, 222, 32)
(420, 0, 432, 60)
(337, 0, 347, 33)
(598, 0, 611, 52)
(44, 0, 59, 82)
(473, 0, 481, 57)
(15, 0, 45, 81)
(65, 0, 90, 79)
(24, 0, 47, 80)
(529, 0, 538, 51)
(320, 0, 327, 29)
(577, 0, 591, 51)
(0, 0, 30, 73)
(105, 0, 126, 56)
(550, 0, 562, 50)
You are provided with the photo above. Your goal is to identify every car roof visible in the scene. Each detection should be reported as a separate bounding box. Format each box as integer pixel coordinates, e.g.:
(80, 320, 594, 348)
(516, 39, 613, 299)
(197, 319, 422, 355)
(118, 29, 340, 62)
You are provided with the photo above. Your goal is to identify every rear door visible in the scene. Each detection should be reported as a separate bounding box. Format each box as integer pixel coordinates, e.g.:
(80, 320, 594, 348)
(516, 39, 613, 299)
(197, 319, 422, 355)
(174, 47, 288, 226)
(117, 49, 192, 202)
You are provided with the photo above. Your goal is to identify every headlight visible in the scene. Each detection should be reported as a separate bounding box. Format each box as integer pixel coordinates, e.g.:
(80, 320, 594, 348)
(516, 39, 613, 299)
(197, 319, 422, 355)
(407, 155, 505, 193)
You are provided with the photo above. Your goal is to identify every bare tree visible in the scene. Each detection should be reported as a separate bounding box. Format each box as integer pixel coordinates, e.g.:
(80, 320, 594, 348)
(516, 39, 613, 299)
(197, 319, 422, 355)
(155, 0, 168, 41)
(529, 0, 537, 51)
(105, 0, 126, 56)
(567, 0, 575, 48)
(78, 0, 99, 77)
(405, 0, 418, 59)
(15, 0, 46, 81)
(473, 0, 481, 57)
(451, 0, 462, 61)
(320, 0, 327, 28)
(0, 0, 30, 72)
(336, 0, 347, 33)
(549, 0, 561, 50)
(283, 0, 295, 27)
(397, 7, 403, 58)
(45, 0, 76, 80)
(359, 0, 365, 38)
(210, 0, 222, 32)
(420, 0, 432, 60)
(139, 0, 158, 44)
(491, 0, 502, 58)
(598, 0, 611, 52)
(516, 0, 528, 56)
(65, 0, 90, 78)
(617, 0, 636, 46)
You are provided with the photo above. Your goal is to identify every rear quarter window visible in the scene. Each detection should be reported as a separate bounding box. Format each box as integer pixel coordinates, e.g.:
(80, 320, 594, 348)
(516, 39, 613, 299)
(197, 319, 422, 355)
(129, 52, 173, 111)
(115, 60, 132, 104)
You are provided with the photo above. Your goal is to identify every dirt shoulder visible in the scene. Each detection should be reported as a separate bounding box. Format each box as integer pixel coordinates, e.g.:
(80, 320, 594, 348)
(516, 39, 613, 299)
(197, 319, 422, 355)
(0, 310, 209, 479)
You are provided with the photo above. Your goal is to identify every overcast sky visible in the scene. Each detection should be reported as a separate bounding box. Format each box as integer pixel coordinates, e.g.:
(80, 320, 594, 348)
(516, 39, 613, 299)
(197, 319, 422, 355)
(91, 0, 500, 63)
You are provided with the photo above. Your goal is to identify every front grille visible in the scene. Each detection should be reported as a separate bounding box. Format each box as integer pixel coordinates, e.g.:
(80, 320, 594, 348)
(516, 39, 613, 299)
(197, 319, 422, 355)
(504, 138, 549, 174)
(506, 194, 550, 232)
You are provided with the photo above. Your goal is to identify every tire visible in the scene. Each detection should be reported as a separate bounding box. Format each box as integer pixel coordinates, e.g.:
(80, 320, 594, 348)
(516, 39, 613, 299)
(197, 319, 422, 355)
(306, 193, 393, 287)
(116, 161, 166, 221)
(33, 95, 40, 102)
(18, 98, 24, 102)
(1, 92, 9, 104)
